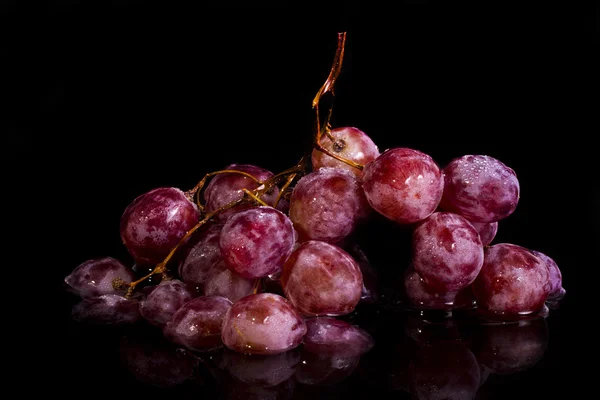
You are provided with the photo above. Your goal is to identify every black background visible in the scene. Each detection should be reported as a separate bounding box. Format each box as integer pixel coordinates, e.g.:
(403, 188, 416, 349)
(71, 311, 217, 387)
(5, 1, 598, 398)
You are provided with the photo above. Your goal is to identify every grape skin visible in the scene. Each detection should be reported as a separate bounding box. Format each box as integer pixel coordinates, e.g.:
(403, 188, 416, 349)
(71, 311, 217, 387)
(403, 267, 475, 310)
(440, 155, 520, 223)
(178, 222, 224, 291)
(311, 126, 380, 179)
(203, 164, 279, 220)
(473, 243, 550, 318)
(139, 279, 195, 327)
(302, 317, 374, 357)
(362, 147, 444, 224)
(65, 257, 135, 298)
(72, 294, 141, 325)
(469, 221, 498, 246)
(203, 259, 257, 302)
(120, 187, 200, 266)
(219, 206, 295, 279)
(162, 295, 232, 352)
(221, 293, 307, 355)
(532, 250, 565, 299)
(281, 240, 363, 317)
(289, 167, 371, 244)
(412, 212, 484, 292)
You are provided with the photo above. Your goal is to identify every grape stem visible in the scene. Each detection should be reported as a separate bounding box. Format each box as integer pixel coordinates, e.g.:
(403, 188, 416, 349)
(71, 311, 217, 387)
(312, 32, 364, 171)
(114, 32, 355, 297)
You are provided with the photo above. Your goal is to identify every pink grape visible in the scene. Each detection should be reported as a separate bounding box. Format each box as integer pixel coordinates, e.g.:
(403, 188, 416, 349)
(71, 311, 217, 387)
(219, 206, 295, 279)
(221, 293, 307, 355)
(440, 155, 520, 223)
(162, 295, 232, 352)
(362, 147, 444, 224)
(532, 250, 565, 299)
(72, 294, 141, 324)
(203, 164, 279, 220)
(281, 240, 363, 316)
(311, 126, 380, 179)
(289, 167, 371, 244)
(178, 222, 223, 291)
(302, 317, 374, 357)
(203, 259, 257, 302)
(470, 220, 498, 246)
(65, 257, 134, 298)
(473, 243, 550, 318)
(120, 187, 200, 265)
(139, 279, 195, 327)
(403, 267, 475, 310)
(412, 212, 484, 292)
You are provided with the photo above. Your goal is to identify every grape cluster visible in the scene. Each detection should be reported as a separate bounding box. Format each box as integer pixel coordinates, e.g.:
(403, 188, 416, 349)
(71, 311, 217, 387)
(64, 33, 565, 362)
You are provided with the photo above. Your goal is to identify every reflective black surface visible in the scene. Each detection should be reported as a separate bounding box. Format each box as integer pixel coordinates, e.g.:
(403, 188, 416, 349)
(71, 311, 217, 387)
(13, 2, 595, 399)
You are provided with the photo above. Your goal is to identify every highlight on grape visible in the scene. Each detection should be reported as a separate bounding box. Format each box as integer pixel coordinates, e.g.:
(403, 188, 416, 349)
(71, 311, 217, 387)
(64, 32, 565, 361)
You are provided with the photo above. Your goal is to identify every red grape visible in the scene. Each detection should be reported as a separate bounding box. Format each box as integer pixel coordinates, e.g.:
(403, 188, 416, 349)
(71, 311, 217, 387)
(178, 222, 223, 291)
(281, 240, 363, 316)
(120, 187, 200, 266)
(532, 250, 565, 300)
(302, 317, 374, 357)
(219, 206, 295, 279)
(221, 293, 307, 355)
(311, 126, 380, 179)
(362, 147, 444, 224)
(203, 259, 257, 302)
(440, 155, 520, 223)
(72, 294, 141, 325)
(65, 257, 134, 298)
(472, 243, 550, 318)
(403, 267, 475, 310)
(162, 295, 232, 352)
(139, 279, 195, 327)
(203, 164, 279, 220)
(469, 220, 498, 246)
(289, 167, 371, 244)
(412, 212, 484, 292)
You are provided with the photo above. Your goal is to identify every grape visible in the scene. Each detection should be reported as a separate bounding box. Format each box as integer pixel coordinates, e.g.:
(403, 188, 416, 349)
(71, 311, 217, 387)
(203, 259, 257, 302)
(289, 167, 371, 244)
(221, 348, 300, 387)
(221, 293, 307, 355)
(403, 267, 475, 310)
(219, 206, 295, 279)
(120, 187, 200, 265)
(469, 221, 498, 246)
(120, 327, 198, 388)
(163, 295, 232, 352)
(410, 340, 480, 400)
(139, 279, 195, 327)
(472, 316, 548, 374)
(472, 243, 550, 318)
(440, 155, 520, 223)
(64, 257, 134, 298)
(311, 126, 380, 179)
(302, 317, 374, 357)
(362, 147, 444, 224)
(71, 294, 141, 324)
(532, 250, 565, 299)
(412, 212, 484, 292)
(281, 240, 363, 316)
(178, 222, 223, 291)
(204, 164, 279, 220)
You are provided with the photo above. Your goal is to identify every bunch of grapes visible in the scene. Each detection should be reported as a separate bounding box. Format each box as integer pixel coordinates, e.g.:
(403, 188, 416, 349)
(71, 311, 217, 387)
(64, 33, 565, 361)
